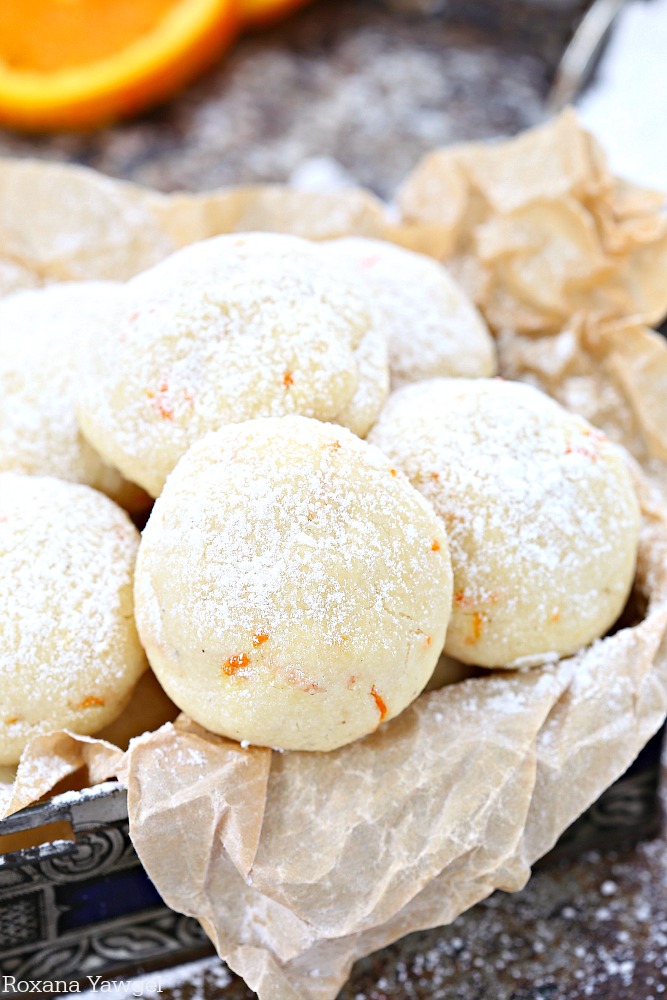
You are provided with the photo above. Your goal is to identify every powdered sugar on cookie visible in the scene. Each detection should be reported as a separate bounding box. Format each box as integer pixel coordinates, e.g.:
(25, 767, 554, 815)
(369, 378, 640, 667)
(78, 233, 389, 497)
(135, 416, 453, 751)
(323, 237, 496, 388)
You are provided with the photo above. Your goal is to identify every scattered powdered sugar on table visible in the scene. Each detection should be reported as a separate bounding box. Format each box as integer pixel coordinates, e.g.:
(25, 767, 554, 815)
(64, 956, 230, 999)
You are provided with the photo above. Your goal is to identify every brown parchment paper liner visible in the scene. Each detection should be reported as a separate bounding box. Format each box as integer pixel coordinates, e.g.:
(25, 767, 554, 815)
(398, 108, 667, 334)
(2, 110, 667, 998)
(0, 157, 444, 298)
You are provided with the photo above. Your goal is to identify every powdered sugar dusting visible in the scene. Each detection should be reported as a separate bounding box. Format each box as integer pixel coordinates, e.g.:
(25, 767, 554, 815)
(0, 282, 128, 497)
(135, 415, 452, 750)
(369, 378, 640, 666)
(0, 472, 146, 763)
(324, 237, 496, 388)
(333, 308, 390, 437)
(64, 955, 230, 999)
(79, 233, 384, 497)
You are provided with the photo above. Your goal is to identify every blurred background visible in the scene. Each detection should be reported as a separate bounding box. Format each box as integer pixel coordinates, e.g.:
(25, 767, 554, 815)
(0, 0, 663, 198)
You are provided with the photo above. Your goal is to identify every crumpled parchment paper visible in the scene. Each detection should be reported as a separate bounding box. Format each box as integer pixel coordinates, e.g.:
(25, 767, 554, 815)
(2, 110, 667, 1000)
(398, 108, 667, 335)
(497, 318, 667, 505)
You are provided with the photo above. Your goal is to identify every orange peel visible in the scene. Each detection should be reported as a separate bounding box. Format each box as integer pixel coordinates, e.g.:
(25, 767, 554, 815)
(241, 0, 313, 29)
(0, 0, 240, 131)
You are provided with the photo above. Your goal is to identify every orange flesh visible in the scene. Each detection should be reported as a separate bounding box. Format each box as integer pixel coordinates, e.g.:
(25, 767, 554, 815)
(0, 1, 180, 72)
(0, 0, 240, 131)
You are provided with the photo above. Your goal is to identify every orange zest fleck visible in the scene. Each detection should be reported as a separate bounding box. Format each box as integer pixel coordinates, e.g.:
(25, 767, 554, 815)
(146, 379, 174, 420)
(326, 440, 341, 452)
(347, 675, 356, 689)
(222, 652, 250, 675)
(252, 632, 269, 647)
(389, 468, 397, 477)
(79, 695, 105, 709)
(464, 612, 484, 646)
(283, 371, 294, 388)
(454, 590, 469, 607)
(370, 685, 387, 722)
(430, 472, 440, 481)
(431, 539, 441, 552)
(5, 717, 19, 725)
(551, 610, 560, 623)
(425, 636, 432, 648)
(565, 444, 599, 462)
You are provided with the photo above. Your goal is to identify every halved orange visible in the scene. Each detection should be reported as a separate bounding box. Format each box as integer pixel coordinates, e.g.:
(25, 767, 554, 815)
(0, 0, 240, 132)
(241, 0, 314, 29)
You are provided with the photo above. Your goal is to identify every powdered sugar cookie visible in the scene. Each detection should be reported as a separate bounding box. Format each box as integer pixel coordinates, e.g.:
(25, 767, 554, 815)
(134, 416, 453, 751)
(0, 282, 149, 514)
(78, 233, 389, 498)
(323, 237, 496, 387)
(333, 317, 389, 437)
(0, 473, 148, 765)
(369, 378, 640, 667)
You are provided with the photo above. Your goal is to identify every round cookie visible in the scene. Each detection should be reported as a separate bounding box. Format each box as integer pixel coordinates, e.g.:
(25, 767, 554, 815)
(0, 473, 148, 765)
(369, 378, 640, 668)
(333, 316, 389, 437)
(0, 282, 149, 514)
(323, 237, 496, 387)
(78, 233, 389, 498)
(134, 416, 453, 751)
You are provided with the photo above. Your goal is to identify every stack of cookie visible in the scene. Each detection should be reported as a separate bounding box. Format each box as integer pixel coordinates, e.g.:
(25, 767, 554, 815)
(0, 232, 639, 760)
